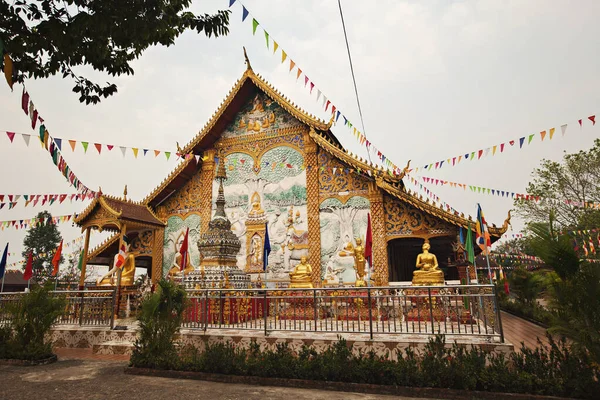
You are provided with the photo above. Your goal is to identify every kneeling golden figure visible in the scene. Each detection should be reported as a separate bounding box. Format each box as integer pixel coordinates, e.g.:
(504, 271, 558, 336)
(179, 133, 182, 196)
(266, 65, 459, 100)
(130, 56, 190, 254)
(289, 256, 314, 289)
(412, 241, 445, 286)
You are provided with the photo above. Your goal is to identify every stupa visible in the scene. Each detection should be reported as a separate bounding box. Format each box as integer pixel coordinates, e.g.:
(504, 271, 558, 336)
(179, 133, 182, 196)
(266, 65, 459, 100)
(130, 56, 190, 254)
(182, 158, 250, 289)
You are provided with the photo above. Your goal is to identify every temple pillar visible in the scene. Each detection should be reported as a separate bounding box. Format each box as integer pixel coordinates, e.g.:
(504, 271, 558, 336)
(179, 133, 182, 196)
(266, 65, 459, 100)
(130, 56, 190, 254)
(78, 227, 91, 289)
(304, 131, 322, 286)
(369, 182, 388, 285)
(199, 148, 217, 235)
(152, 227, 165, 283)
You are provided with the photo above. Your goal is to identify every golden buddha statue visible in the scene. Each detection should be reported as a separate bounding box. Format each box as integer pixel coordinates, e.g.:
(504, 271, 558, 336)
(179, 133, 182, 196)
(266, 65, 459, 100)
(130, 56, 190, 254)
(353, 238, 367, 287)
(289, 256, 313, 288)
(412, 240, 445, 286)
(97, 252, 136, 286)
(248, 192, 264, 217)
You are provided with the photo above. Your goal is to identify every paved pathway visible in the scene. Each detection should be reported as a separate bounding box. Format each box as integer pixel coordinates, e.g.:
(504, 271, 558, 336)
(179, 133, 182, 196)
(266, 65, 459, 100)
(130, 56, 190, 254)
(500, 311, 549, 350)
(0, 359, 431, 400)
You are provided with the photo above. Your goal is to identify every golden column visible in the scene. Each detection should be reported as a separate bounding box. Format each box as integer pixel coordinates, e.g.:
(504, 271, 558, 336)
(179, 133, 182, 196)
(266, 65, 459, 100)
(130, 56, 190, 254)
(304, 131, 322, 286)
(198, 148, 217, 235)
(151, 227, 164, 283)
(78, 227, 91, 289)
(369, 181, 389, 285)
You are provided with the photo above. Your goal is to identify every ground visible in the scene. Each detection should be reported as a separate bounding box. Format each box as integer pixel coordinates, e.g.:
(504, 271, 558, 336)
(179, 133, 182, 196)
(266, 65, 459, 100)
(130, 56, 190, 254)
(0, 358, 430, 400)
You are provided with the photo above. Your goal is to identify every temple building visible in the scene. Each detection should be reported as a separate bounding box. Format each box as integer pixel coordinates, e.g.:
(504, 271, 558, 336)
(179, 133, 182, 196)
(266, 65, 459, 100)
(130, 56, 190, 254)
(75, 55, 510, 287)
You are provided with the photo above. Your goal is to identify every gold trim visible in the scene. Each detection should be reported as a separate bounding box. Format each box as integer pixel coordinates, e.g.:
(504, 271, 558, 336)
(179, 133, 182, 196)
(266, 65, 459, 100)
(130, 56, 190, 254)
(88, 233, 119, 260)
(143, 157, 195, 205)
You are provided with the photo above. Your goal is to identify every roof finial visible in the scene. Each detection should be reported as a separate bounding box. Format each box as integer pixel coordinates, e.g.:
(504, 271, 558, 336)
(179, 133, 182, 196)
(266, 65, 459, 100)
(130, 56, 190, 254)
(123, 185, 128, 201)
(243, 46, 252, 71)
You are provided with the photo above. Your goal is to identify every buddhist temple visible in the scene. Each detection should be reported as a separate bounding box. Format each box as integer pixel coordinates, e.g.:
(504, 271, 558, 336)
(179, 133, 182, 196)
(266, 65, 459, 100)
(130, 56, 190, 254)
(75, 53, 511, 287)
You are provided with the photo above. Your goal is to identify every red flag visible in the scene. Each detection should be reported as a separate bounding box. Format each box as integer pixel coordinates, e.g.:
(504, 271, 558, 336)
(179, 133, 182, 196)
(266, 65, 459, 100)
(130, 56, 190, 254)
(504, 279, 510, 295)
(51, 240, 63, 276)
(23, 251, 33, 281)
(364, 213, 373, 266)
(180, 227, 189, 271)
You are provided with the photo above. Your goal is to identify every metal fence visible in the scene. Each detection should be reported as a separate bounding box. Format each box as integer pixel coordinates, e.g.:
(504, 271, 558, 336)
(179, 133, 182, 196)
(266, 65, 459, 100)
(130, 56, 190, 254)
(0, 289, 116, 328)
(181, 284, 504, 342)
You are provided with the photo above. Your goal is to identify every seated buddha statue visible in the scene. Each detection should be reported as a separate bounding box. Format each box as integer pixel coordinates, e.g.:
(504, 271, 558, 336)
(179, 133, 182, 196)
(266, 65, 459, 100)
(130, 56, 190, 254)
(289, 256, 313, 288)
(412, 241, 445, 286)
(248, 192, 264, 217)
(97, 252, 136, 286)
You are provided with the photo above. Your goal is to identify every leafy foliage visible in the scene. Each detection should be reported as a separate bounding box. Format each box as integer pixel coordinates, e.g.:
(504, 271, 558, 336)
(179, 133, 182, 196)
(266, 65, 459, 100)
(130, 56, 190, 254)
(21, 211, 63, 283)
(130, 279, 187, 369)
(1, 1, 230, 104)
(515, 139, 600, 229)
(0, 283, 66, 360)
(508, 267, 545, 307)
(133, 334, 600, 398)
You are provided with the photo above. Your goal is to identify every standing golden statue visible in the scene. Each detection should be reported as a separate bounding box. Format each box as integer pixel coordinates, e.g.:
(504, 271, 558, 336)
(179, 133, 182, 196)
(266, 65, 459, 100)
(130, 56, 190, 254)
(412, 240, 445, 286)
(353, 237, 367, 287)
(289, 256, 314, 288)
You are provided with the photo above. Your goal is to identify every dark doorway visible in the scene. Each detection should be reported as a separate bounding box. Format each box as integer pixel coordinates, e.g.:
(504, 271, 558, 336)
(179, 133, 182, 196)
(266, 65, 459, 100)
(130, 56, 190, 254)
(387, 236, 455, 282)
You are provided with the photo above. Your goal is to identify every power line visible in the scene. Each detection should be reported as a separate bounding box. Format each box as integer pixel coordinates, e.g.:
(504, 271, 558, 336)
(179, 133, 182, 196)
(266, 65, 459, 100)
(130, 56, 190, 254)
(337, 0, 371, 164)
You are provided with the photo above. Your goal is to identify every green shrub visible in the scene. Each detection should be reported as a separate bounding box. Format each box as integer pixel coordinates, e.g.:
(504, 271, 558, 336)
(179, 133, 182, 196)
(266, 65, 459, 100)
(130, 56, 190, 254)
(130, 333, 600, 398)
(130, 279, 187, 369)
(0, 283, 66, 360)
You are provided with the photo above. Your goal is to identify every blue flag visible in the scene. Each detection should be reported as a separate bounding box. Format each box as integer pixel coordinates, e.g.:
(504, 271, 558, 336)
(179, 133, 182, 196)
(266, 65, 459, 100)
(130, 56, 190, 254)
(0, 243, 8, 279)
(263, 222, 271, 271)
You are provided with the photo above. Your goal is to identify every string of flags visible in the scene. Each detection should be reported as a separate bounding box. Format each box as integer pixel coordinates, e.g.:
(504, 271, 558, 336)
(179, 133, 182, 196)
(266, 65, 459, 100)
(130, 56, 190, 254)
(6, 236, 84, 268)
(0, 214, 77, 231)
(419, 175, 600, 209)
(228, 0, 403, 176)
(502, 233, 525, 239)
(3, 130, 176, 161)
(412, 115, 597, 173)
(405, 174, 462, 216)
(0, 193, 93, 210)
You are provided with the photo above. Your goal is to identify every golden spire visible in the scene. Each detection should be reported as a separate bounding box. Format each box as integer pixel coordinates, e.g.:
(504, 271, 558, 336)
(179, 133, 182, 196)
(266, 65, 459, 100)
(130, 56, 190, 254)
(243, 46, 252, 71)
(123, 185, 128, 201)
(216, 156, 227, 180)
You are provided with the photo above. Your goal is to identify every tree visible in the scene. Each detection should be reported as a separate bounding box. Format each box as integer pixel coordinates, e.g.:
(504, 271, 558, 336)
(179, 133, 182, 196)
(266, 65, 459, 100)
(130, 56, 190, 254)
(21, 210, 63, 282)
(224, 148, 305, 210)
(320, 196, 370, 251)
(1, 1, 230, 104)
(515, 139, 600, 229)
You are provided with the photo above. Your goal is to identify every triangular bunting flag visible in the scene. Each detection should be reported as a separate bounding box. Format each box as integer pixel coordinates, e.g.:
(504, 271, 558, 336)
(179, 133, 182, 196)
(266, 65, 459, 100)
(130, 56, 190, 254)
(561, 124, 567, 136)
(242, 6, 249, 21)
(22, 134, 31, 147)
(154, 150, 160, 157)
(273, 41, 278, 54)
(519, 137, 525, 148)
(165, 151, 171, 160)
(549, 127, 555, 140)
(589, 115, 596, 125)
(252, 19, 259, 35)
(69, 140, 76, 151)
(132, 148, 139, 158)
(6, 132, 15, 142)
(94, 143, 102, 154)
(54, 138, 62, 150)
(281, 50, 287, 63)
(264, 30, 269, 48)
(120, 146, 126, 157)
(296, 68, 302, 80)
(528, 134, 534, 144)
(81, 141, 89, 153)
(143, 149, 148, 156)
(540, 130, 546, 141)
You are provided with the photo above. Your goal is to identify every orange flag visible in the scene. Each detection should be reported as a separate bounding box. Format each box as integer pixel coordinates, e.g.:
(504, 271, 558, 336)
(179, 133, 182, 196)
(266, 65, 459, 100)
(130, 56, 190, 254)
(51, 240, 63, 276)
(69, 140, 77, 151)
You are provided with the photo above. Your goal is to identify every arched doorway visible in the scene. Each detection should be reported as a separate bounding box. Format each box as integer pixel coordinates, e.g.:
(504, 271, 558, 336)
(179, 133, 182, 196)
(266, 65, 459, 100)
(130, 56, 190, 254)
(387, 236, 455, 282)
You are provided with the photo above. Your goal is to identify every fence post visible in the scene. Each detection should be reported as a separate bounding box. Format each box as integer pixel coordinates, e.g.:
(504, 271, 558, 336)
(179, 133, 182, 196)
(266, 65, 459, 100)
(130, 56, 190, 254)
(313, 289, 318, 332)
(110, 288, 116, 329)
(78, 290, 85, 326)
(263, 289, 268, 336)
(492, 285, 505, 343)
(428, 287, 435, 334)
(203, 289, 208, 332)
(367, 288, 374, 340)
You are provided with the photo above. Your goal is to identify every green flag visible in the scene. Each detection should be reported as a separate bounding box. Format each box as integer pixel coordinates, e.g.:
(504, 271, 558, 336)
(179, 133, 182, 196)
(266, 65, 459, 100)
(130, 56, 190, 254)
(77, 249, 84, 270)
(465, 223, 475, 264)
(252, 18, 259, 35)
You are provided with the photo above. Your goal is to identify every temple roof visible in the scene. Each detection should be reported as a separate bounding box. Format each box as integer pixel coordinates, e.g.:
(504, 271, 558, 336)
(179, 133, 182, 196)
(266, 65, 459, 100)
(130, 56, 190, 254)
(140, 59, 509, 238)
(75, 194, 164, 230)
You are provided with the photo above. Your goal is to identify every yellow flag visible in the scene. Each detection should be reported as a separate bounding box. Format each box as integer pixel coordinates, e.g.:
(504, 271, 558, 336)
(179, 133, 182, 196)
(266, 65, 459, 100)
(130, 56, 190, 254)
(132, 148, 139, 158)
(492, 145, 497, 155)
(273, 41, 279, 54)
(281, 50, 287, 63)
(549, 127, 555, 140)
(3, 54, 14, 90)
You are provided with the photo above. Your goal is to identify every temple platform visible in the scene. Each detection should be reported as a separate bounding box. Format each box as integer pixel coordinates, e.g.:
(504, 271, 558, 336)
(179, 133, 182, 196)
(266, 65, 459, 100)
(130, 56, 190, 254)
(49, 320, 514, 360)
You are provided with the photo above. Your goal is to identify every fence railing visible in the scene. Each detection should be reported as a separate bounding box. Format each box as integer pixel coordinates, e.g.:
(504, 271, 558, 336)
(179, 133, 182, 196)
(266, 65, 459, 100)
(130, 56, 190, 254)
(181, 284, 504, 342)
(0, 290, 116, 328)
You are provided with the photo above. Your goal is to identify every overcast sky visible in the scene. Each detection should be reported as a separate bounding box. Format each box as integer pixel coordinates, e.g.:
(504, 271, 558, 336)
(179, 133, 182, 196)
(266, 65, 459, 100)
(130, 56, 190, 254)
(1, 0, 599, 269)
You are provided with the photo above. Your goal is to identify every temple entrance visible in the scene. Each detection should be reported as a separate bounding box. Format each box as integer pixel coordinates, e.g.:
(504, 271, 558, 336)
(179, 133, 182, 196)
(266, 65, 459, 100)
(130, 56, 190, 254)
(387, 236, 455, 282)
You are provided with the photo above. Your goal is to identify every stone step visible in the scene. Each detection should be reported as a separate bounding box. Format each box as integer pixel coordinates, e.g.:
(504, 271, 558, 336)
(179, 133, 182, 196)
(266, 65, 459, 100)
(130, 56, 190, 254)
(92, 340, 134, 356)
